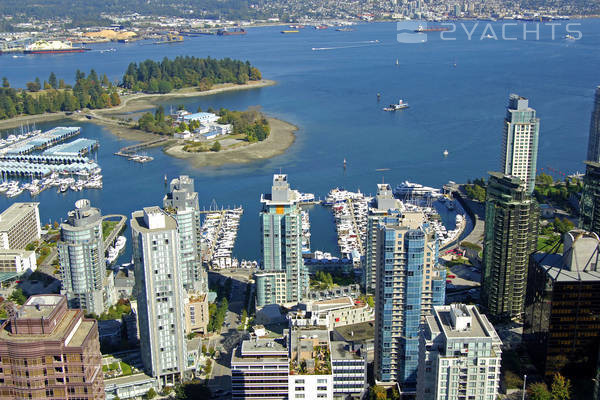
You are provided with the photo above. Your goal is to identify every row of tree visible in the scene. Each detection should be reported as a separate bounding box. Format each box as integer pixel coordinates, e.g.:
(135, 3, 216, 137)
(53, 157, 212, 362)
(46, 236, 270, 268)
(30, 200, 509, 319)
(217, 108, 270, 142)
(121, 56, 261, 93)
(0, 71, 120, 120)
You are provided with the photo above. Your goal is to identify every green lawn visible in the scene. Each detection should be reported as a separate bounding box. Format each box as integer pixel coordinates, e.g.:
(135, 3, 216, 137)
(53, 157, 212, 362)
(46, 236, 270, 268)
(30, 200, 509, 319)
(102, 221, 119, 240)
(537, 235, 563, 253)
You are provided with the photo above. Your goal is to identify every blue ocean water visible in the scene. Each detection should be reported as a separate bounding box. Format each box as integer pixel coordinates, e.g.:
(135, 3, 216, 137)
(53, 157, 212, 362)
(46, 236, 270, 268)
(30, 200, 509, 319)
(0, 20, 599, 261)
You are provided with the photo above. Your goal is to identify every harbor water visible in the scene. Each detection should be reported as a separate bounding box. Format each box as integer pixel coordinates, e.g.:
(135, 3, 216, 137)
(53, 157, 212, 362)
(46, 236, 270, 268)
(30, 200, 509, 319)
(0, 20, 599, 261)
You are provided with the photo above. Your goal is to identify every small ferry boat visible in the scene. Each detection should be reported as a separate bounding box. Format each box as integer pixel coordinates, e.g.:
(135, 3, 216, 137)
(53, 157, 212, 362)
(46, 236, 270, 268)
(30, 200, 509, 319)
(383, 100, 409, 111)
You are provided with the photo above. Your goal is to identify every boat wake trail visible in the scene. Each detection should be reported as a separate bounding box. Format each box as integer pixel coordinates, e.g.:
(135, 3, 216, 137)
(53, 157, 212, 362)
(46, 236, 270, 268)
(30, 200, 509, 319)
(312, 41, 379, 51)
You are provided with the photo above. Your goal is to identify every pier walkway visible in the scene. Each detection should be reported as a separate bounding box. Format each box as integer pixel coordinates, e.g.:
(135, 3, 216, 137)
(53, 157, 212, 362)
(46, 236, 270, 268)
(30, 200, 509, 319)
(102, 214, 127, 252)
(114, 138, 169, 158)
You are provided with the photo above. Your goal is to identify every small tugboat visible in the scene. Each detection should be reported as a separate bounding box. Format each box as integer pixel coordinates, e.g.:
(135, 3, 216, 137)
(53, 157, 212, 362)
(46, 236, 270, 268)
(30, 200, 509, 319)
(383, 100, 409, 111)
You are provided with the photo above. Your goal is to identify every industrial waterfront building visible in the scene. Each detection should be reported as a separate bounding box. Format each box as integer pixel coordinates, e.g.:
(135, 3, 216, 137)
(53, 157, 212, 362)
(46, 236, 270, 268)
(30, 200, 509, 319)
(374, 210, 446, 391)
(256, 174, 308, 307)
(481, 173, 538, 321)
(416, 304, 502, 400)
(524, 230, 600, 380)
(501, 94, 540, 194)
(364, 183, 401, 293)
(580, 161, 600, 235)
(0, 202, 41, 250)
(58, 199, 115, 316)
(0, 294, 104, 399)
(587, 86, 600, 163)
(131, 207, 187, 386)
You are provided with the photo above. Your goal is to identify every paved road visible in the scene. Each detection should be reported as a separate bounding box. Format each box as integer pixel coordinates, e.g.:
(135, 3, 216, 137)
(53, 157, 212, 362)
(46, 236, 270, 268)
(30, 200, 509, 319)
(206, 270, 253, 399)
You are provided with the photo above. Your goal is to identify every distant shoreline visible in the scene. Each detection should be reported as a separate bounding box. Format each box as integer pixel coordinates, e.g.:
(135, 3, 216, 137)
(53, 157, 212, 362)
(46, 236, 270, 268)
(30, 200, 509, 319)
(0, 79, 297, 168)
(0, 79, 276, 131)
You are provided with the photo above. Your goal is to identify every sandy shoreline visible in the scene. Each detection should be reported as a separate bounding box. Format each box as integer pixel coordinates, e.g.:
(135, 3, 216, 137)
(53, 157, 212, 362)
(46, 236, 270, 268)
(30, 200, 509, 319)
(0, 79, 296, 167)
(164, 117, 297, 168)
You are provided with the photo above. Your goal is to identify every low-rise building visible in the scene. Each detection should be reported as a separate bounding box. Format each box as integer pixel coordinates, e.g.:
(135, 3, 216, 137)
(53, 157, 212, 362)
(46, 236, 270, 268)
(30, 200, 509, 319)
(288, 296, 374, 330)
(0, 248, 36, 274)
(0, 202, 41, 249)
(231, 336, 290, 399)
(105, 373, 157, 400)
(0, 294, 104, 399)
(331, 340, 367, 399)
(114, 268, 135, 298)
(184, 292, 209, 334)
(98, 319, 123, 347)
(416, 304, 502, 400)
(305, 284, 361, 302)
(289, 328, 334, 400)
(182, 112, 220, 124)
(231, 327, 363, 400)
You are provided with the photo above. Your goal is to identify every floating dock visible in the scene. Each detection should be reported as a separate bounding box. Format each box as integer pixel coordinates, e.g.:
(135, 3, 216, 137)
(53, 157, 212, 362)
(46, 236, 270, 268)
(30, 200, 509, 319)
(0, 127, 81, 155)
(44, 138, 99, 156)
(0, 159, 99, 178)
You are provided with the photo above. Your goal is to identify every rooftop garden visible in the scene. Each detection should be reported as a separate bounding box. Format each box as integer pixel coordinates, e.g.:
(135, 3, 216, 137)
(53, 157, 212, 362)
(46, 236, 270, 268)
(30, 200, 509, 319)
(291, 344, 331, 375)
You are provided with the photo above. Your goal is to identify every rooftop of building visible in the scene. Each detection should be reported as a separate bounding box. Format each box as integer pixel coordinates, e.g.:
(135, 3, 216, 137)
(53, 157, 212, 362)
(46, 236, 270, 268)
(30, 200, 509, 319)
(64, 199, 102, 228)
(0, 202, 39, 230)
(532, 252, 600, 282)
(290, 327, 331, 375)
(19, 294, 63, 319)
(104, 373, 156, 388)
(533, 229, 600, 282)
(333, 321, 375, 343)
(131, 207, 177, 232)
(182, 112, 218, 120)
(0, 308, 94, 346)
(330, 340, 363, 361)
(428, 304, 501, 342)
(312, 296, 354, 308)
(0, 248, 35, 258)
(231, 336, 289, 364)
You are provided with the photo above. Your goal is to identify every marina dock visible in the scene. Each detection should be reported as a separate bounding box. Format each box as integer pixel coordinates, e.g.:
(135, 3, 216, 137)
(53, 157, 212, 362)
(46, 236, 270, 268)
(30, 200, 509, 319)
(114, 137, 168, 163)
(0, 127, 81, 155)
(326, 189, 370, 260)
(199, 207, 243, 269)
(44, 138, 99, 156)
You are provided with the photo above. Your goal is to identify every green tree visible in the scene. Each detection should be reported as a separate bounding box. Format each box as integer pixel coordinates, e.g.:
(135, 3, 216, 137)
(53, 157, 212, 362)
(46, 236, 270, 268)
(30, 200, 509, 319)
(9, 288, 27, 305)
(368, 385, 387, 400)
(528, 382, 552, 400)
(48, 72, 57, 89)
(145, 388, 157, 399)
(210, 141, 221, 152)
(2, 77, 9, 88)
(550, 373, 571, 400)
(110, 92, 121, 106)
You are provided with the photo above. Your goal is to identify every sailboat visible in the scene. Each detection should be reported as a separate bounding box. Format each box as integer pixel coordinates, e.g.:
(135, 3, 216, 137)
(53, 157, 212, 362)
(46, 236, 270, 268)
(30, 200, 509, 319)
(395, 58, 399, 66)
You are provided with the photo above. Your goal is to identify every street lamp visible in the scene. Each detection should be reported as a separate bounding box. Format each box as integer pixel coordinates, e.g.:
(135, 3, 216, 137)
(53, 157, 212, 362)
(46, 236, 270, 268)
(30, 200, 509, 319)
(522, 374, 527, 400)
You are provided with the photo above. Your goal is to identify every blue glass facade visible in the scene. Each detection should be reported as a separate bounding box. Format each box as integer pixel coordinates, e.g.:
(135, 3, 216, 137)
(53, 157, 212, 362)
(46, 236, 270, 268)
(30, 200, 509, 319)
(374, 213, 446, 390)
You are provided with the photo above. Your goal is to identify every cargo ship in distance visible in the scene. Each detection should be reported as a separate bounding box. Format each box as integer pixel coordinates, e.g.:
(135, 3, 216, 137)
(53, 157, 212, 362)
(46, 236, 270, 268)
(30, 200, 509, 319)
(217, 28, 246, 36)
(414, 25, 451, 32)
(24, 40, 91, 54)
